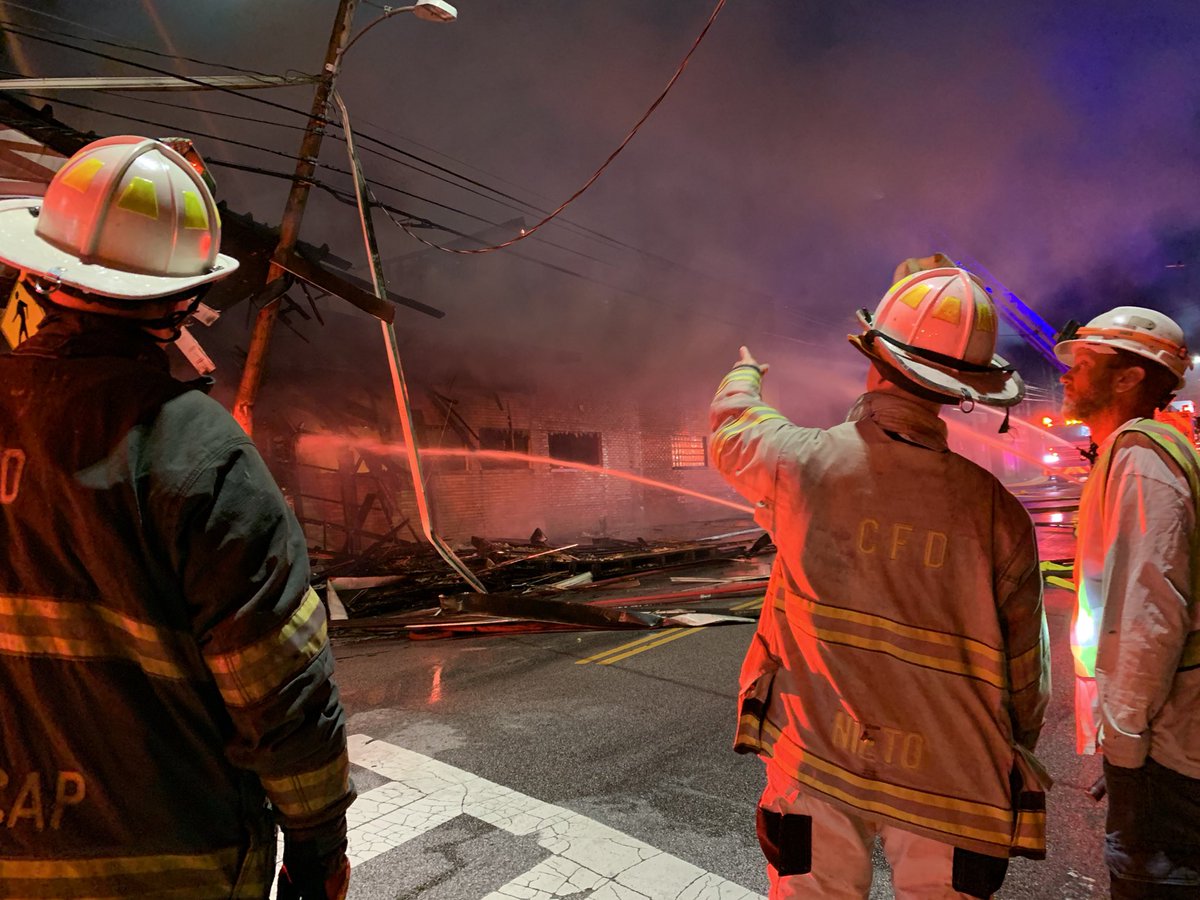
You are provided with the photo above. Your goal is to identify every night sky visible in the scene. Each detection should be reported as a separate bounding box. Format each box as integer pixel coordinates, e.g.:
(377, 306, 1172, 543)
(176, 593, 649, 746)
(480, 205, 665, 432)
(4, 1, 1199, 408)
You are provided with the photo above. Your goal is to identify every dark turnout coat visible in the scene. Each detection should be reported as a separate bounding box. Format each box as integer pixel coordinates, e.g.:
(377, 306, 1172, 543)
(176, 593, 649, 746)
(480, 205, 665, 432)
(0, 314, 353, 898)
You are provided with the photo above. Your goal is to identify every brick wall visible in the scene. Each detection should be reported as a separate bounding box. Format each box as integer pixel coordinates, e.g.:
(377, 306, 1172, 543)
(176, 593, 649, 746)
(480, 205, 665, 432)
(277, 383, 746, 551)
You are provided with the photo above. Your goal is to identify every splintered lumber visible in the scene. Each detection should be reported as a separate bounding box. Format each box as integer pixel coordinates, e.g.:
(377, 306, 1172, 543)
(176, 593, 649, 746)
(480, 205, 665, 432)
(441, 592, 661, 629)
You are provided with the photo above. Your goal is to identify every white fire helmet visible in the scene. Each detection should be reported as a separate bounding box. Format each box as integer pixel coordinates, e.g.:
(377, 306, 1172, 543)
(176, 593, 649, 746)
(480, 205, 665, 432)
(849, 254, 1025, 408)
(1054, 306, 1191, 391)
(0, 135, 237, 300)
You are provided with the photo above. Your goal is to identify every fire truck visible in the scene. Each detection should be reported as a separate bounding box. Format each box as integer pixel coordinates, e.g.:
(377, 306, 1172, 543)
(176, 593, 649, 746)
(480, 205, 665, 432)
(1155, 400, 1199, 447)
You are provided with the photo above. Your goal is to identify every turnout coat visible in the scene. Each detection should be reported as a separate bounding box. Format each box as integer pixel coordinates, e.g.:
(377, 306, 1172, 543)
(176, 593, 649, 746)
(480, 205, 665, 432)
(711, 363, 1051, 858)
(0, 315, 353, 898)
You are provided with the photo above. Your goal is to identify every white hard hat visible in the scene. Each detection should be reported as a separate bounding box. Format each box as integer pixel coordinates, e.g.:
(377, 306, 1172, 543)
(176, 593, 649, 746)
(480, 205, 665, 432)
(1054, 306, 1191, 390)
(0, 135, 237, 300)
(849, 257, 1024, 408)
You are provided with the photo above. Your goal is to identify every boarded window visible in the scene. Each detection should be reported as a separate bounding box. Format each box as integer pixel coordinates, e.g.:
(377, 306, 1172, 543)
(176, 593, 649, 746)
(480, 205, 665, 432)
(479, 427, 530, 468)
(670, 434, 707, 469)
(547, 431, 602, 466)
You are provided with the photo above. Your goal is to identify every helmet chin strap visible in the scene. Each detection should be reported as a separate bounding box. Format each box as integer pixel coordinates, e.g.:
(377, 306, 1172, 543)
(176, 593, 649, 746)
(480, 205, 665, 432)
(25, 278, 208, 343)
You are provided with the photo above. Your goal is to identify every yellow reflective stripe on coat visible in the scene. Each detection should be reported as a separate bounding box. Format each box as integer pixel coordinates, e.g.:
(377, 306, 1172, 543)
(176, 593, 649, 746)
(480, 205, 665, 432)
(774, 587, 1006, 689)
(715, 367, 763, 394)
(1008, 640, 1045, 692)
(261, 748, 350, 820)
(0, 846, 253, 899)
(0, 594, 195, 679)
(204, 588, 327, 708)
(712, 405, 786, 460)
(768, 728, 1015, 847)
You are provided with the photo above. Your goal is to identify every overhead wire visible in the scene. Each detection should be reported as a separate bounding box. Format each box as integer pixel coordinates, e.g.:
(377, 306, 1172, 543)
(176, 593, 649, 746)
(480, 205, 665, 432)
(0, 4, 839, 331)
(0, 3, 283, 81)
(1, 8, 782, 297)
(391, 0, 730, 255)
(0, 21, 322, 123)
(0, 24, 634, 268)
(5, 90, 619, 268)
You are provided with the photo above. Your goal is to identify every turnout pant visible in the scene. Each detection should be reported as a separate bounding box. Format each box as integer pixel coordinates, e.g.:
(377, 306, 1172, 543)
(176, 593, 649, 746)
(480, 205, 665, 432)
(757, 761, 1008, 899)
(1104, 757, 1200, 899)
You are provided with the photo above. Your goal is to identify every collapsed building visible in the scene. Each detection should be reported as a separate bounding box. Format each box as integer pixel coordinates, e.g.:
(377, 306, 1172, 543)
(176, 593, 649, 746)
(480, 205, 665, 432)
(0, 91, 1086, 627)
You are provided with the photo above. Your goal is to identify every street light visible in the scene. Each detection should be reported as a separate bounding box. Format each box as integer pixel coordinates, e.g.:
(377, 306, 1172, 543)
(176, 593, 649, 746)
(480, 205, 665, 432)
(412, 0, 457, 22)
(342, 1, 456, 57)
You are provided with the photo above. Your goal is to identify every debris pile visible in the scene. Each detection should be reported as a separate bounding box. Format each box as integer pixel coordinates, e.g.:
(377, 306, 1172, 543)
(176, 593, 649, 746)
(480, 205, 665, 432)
(317, 529, 774, 639)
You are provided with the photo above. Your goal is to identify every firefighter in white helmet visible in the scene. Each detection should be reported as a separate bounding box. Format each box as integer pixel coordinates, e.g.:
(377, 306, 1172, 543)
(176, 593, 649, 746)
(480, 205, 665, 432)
(1055, 306, 1200, 899)
(711, 254, 1050, 898)
(0, 136, 353, 899)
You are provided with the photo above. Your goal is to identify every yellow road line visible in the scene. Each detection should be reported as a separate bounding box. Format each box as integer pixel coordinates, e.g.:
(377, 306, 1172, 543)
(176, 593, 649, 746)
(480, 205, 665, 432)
(576, 628, 701, 666)
(575, 630, 667, 665)
(576, 595, 765, 666)
(598, 628, 701, 665)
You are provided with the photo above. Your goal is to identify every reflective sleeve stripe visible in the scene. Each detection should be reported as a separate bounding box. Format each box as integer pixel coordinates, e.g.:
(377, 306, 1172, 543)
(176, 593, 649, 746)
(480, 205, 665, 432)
(204, 588, 327, 708)
(0, 846, 249, 898)
(715, 366, 763, 395)
(1008, 640, 1045, 692)
(712, 406, 787, 461)
(261, 749, 350, 821)
(1012, 809, 1048, 858)
(774, 587, 1006, 689)
(768, 729, 1015, 847)
(0, 594, 195, 679)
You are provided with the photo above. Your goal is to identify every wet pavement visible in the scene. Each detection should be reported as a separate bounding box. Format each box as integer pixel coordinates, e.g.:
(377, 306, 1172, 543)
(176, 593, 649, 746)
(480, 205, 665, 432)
(327, 500, 1108, 898)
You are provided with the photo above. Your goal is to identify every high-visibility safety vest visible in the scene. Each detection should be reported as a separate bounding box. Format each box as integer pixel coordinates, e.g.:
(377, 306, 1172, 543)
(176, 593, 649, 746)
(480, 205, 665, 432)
(712, 366, 1051, 860)
(1071, 418, 1200, 754)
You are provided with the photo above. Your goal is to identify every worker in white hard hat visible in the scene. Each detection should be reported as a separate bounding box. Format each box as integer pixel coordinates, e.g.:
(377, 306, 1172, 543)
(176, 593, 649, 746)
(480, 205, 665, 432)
(1055, 306, 1200, 899)
(711, 254, 1050, 898)
(0, 136, 354, 899)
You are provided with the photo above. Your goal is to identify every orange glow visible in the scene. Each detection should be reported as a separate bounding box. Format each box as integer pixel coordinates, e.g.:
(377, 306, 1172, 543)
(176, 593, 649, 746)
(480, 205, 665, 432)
(428, 664, 443, 705)
(1041, 416, 1054, 427)
(943, 418, 1086, 484)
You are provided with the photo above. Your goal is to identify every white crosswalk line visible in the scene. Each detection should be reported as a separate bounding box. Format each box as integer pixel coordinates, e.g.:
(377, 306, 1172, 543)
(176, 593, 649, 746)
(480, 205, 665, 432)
(346, 733, 763, 899)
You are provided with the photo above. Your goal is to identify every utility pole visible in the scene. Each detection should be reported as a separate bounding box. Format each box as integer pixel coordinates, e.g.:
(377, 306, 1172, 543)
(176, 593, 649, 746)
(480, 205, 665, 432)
(232, 0, 359, 434)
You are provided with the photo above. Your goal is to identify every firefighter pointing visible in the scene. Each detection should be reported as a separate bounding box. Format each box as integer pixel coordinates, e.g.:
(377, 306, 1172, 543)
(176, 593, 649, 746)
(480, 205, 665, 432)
(1055, 307, 1200, 899)
(0, 136, 354, 898)
(711, 255, 1051, 898)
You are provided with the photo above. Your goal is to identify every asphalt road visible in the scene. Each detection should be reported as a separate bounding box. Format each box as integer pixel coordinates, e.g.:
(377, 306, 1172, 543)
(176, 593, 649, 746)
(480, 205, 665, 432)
(329, 571, 1108, 899)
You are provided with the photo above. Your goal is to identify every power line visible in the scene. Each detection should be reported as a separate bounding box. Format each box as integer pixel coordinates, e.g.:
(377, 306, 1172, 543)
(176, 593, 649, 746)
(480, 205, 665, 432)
(0, 8, 836, 327)
(0, 21, 321, 123)
(399, 0, 730, 255)
(0, 4, 283, 81)
(1, 10, 741, 282)
(6, 89, 617, 268)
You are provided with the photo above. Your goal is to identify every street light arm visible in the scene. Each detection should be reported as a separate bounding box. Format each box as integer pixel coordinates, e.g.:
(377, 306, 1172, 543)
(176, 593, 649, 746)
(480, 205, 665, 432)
(342, 1, 455, 58)
(342, 7, 416, 58)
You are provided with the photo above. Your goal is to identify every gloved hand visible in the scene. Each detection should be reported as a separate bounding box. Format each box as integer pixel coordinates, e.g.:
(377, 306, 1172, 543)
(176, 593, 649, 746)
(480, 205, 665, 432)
(276, 836, 350, 900)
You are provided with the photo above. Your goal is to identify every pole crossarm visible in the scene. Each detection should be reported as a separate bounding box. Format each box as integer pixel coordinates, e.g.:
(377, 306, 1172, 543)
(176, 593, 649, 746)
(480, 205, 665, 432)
(0, 75, 320, 92)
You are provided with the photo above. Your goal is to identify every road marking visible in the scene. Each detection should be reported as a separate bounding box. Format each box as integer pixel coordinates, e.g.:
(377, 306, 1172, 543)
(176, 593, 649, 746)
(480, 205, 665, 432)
(731, 596, 764, 612)
(597, 628, 700, 664)
(346, 734, 762, 899)
(575, 628, 702, 665)
(575, 630, 666, 664)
